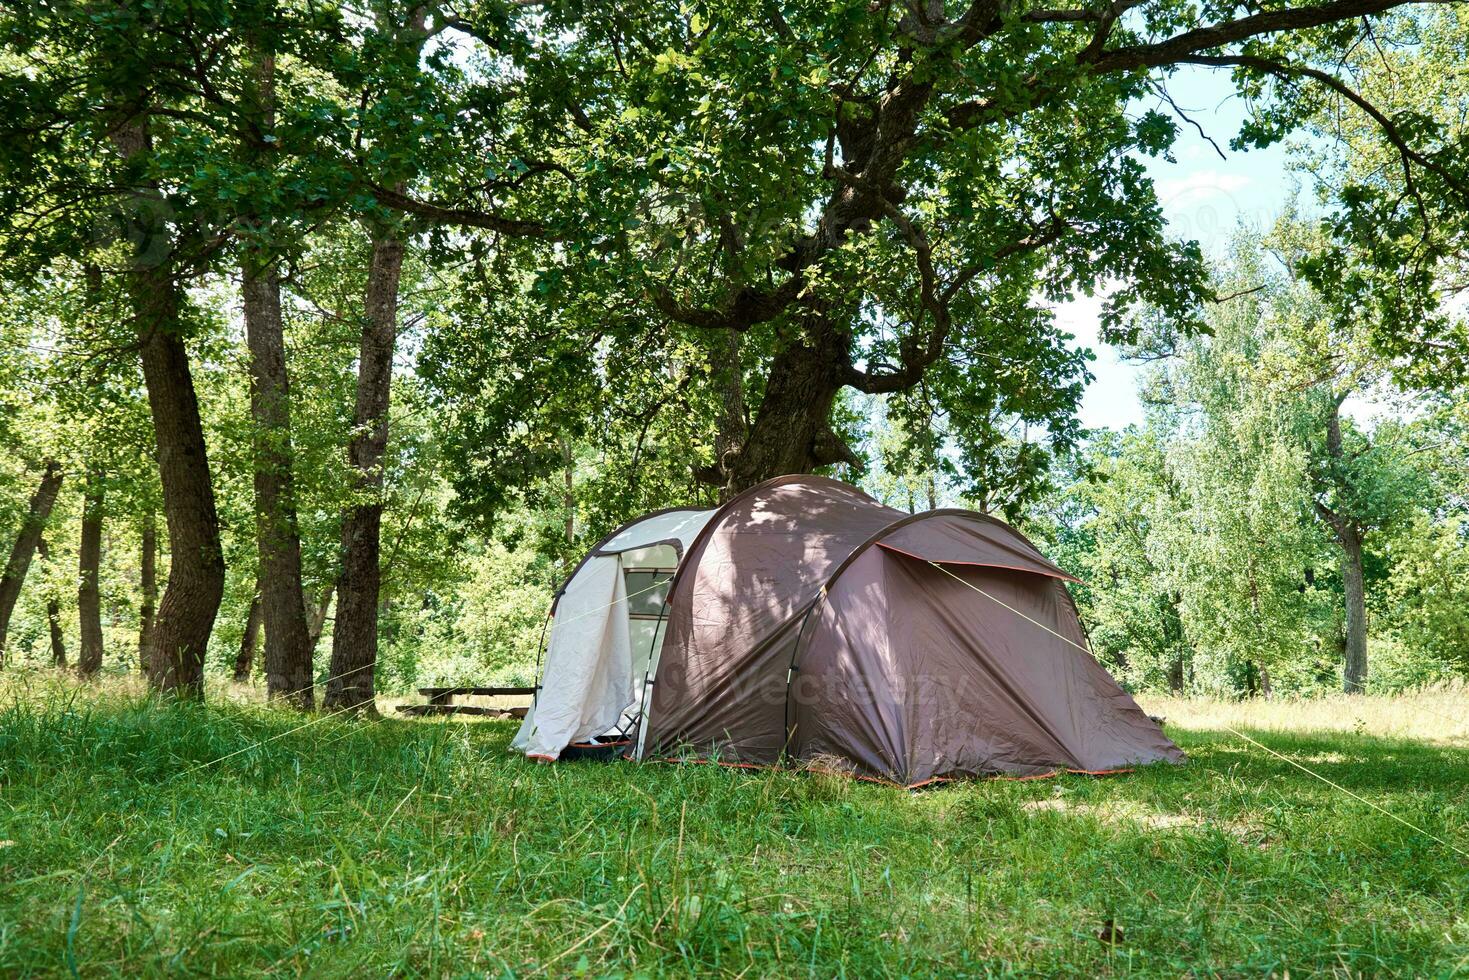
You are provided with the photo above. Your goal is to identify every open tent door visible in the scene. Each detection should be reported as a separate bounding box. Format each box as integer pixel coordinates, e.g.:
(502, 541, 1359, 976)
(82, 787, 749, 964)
(512, 554, 631, 760)
(513, 508, 714, 761)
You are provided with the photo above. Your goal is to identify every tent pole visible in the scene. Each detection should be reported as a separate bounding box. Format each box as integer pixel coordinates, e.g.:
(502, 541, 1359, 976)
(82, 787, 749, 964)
(528, 604, 552, 707)
(779, 586, 828, 768)
(630, 591, 671, 756)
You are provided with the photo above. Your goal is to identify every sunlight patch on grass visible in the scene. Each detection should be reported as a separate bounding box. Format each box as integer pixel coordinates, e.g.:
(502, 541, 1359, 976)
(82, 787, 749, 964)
(1140, 681, 1469, 744)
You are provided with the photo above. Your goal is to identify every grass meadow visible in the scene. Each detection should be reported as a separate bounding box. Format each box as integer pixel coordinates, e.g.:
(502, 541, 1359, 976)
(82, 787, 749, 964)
(0, 675, 1465, 977)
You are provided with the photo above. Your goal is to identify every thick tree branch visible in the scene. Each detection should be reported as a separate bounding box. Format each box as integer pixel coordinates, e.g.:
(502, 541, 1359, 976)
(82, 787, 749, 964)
(368, 184, 554, 237)
(648, 277, 804, 330)
(1088, 0, 1447, 74)
(841, 215, 1066, 395)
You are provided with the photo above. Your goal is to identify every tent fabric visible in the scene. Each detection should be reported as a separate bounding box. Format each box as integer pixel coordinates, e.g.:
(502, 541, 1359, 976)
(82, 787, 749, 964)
(630, 475, 1183, 781)
(512, 507, 714, 760)
(512, 557, 630, 760)
(789, 547, 1181, 783)
(874, 511, 1079, 582)
(596, 508, 715, 557)
(637, 477, 908, 761)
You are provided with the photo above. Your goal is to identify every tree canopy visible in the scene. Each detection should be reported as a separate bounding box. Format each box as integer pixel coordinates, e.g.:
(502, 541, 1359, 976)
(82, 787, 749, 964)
(0, 0, 1466, 702)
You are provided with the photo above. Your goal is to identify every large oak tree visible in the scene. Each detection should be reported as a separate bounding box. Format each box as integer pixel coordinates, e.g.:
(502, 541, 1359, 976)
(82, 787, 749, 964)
(414, 0, 1465, 509)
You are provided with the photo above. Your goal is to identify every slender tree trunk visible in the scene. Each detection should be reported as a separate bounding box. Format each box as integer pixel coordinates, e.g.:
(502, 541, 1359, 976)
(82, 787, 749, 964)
(322, 7, 428, 713)
(1339, 525, 1368, 693)
(1320, 399, 1369, 694)
(242, 262, 315, 706)
(36, 536, 67, 667)
(240, 31, 315, 709)
(0, 461, 64, 665)
(1164, 591, 1188, 694)
(113, 117, 226, 697)
(76, 477, 105, 676)
(324, 228, 405, 714)
(138, 508, 157, 671)
(562, 438, 575, 545)
(234, 589, 263, 682)
(306, 583, 333, 652)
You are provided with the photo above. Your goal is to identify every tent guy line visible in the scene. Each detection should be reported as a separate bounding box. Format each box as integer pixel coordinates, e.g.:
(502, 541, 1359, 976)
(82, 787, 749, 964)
(926, 558, 1468, 861)
(924, 559, 1090, 655)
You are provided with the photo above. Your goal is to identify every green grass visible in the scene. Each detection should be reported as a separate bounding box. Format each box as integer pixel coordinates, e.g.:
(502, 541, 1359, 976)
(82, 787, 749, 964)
(0, 683, 1466, 977)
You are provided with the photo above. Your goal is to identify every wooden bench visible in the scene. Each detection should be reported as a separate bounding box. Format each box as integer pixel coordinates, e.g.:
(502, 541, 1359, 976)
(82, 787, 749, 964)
(397, 686, 536, 719)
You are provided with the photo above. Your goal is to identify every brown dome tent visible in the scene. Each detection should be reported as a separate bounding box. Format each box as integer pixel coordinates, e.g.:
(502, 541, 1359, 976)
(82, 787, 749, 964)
(626, 476, 1182, 786)
(516, 475, 1183, 786)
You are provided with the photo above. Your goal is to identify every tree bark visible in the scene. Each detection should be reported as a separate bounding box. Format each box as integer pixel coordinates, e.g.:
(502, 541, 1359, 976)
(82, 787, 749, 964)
(76, 477, 105, 677)
(710, 329, 747, 500)
(324, 228, 405, 714)
(1319, 399, 1369, 694)
(1339, 525, 1368, 693)
(306, 582, 334, 652)
(240, 29, 315, 709)
(1164, 591, 1188, 694)
(113, 117, 226, 698)
(234, 589, 262, 682)
(562, 438, 575, 544)
(242, 262, 316, 707)
(723, 311, 859, 493)
(36, 536, 67, 668)
(138, 508, 157, 672)
(0, 461, 64, 666)
(1166, 655, 1185, 695)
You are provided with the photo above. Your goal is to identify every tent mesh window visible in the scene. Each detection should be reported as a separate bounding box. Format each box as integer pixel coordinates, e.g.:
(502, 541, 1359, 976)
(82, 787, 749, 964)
(624, 569, 675, 619)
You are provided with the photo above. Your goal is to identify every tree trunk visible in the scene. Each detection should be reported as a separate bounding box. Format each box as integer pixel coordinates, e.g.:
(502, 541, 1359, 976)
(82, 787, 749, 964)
(1166, 655, 1185, 695)
(76, 477, 105, 677)
(1320, 399, 1368, 694)
(113, 117, 226, 698)
(234, 589, 262, 682)
(0, 461, 64, 666)
(36, 536, 67, 667)
(306, 583, 334, 652)
(242, 261, 316, 707)
(138, 508, 157, 671)
(724, 313, 857, 493)
(562, 438, 575, 545)
(240, 28, 315, 709)
(710, 329, 746, 500)
(324, 228, 405, 714)
(1164, 590, 1189, 694)
(1339, 525, 1368, 694)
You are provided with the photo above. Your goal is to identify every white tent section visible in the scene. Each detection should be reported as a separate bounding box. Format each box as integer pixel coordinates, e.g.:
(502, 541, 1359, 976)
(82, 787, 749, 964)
(512, 508, 715, 761)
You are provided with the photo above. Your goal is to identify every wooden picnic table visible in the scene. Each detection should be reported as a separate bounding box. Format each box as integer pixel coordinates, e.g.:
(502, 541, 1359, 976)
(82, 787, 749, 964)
(396, 686, 535, 718)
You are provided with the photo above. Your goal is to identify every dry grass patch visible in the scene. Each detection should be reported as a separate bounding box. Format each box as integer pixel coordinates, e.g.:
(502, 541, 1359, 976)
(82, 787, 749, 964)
(1140, 681, 1469, 744)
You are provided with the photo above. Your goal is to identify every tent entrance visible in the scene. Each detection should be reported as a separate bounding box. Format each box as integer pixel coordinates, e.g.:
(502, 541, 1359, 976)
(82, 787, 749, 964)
(512, 509, 716, 762)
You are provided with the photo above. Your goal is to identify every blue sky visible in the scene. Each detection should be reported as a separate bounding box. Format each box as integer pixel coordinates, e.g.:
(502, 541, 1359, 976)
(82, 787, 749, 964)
(1062, 65, 1305, 431)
